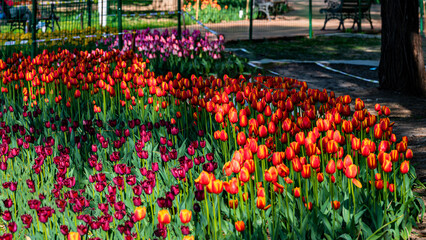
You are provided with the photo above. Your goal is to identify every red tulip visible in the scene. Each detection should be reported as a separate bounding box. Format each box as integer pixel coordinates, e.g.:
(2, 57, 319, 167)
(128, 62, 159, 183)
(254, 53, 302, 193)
(236, 132, 246, 146)
(406, 149, 413, 159)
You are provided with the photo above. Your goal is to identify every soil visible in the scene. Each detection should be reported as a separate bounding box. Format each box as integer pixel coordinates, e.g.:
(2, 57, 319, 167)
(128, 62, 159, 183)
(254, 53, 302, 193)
(260, 62, 426, 239)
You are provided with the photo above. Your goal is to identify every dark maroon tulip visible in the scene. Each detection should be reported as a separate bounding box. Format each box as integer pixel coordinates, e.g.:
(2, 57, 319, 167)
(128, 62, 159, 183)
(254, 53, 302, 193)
(98, 203, 109, 213)
(21, 214, 33, 228)
(60, 225, 69, 235)
(152, 162, 159, 172)
(64, 177, 76, 188)
(8, 222, 17, 233)
(187, 146, 195, 156)
(133, 197, 142, 206)
(181, 226, 190, 235)
(0, 161, 7, 171)
(2, 211, 12, 221)
(77, 224, 88, 235)
(200, 140, 206, 148)
(114, 210, 125, 220)
(206, 153, 214, 161)
(3, 199, 12, 208)
(195, 190, 205, 201)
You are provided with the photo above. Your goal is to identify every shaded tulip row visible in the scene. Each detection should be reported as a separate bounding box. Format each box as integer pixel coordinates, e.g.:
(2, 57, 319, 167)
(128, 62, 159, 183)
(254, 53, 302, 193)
(0, 48, 423, 240)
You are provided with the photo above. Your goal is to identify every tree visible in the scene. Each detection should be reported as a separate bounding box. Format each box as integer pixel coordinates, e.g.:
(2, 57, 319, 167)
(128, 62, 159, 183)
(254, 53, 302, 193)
(378, 0, 426, 96)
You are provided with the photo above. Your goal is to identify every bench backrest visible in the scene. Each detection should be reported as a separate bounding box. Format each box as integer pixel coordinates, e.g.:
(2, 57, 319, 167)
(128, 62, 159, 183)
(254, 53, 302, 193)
(341, 0, 371, 12)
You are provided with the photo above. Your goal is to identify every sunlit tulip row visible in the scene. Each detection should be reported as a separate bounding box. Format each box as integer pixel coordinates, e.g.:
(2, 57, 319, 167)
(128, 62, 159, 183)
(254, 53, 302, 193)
(0, 48, 423, 240)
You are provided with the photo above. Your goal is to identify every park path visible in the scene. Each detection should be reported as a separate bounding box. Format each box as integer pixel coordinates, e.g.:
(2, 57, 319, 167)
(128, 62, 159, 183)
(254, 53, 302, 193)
(183, 0, 382, 41)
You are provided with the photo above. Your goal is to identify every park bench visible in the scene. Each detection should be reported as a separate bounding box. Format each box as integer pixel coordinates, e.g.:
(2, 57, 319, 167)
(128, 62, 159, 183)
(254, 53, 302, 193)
(0, 1, 60, 33)
(255, 0, 286, 21)
(320, 0, 373, 30)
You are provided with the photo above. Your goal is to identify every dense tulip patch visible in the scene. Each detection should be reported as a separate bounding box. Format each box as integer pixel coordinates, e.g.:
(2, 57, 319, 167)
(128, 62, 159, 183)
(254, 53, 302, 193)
(97, 29, 247, 77)
(0, 49, 424, 240)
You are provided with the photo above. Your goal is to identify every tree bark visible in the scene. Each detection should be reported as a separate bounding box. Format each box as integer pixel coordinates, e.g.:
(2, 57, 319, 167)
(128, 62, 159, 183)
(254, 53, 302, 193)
(379, 0, 426, 96)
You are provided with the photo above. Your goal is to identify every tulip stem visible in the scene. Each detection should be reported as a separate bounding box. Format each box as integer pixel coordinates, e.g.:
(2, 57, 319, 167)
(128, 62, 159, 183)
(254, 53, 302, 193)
(393, 167, 397, 203)
(211, 194, 217, 240)
(204, 186, 210, 235)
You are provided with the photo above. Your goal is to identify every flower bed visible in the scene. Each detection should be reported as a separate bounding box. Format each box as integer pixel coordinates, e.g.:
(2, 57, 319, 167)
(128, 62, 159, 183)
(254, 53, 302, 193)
(0, 49, 423, 240)
(98, 29, 248, 77)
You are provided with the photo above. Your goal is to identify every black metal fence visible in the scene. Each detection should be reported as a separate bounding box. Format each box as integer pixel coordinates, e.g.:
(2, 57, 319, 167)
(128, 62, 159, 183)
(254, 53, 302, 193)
(0, 0, 393, 59)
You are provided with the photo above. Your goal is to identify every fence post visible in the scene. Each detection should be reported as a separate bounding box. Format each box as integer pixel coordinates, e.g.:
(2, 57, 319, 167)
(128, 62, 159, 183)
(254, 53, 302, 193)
(309, 0, 313, 38)
(249, 0, 253, 41)
(87, 0, 92, 27)
(178, 0, 182, 39)
(420, 0, 424, 36)
(31, 0, 37, 58)
(118, 0, 123, 50)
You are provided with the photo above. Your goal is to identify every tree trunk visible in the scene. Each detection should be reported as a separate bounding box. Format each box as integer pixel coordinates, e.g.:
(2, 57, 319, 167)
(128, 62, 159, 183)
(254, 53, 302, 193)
(379, 0, 426, 96)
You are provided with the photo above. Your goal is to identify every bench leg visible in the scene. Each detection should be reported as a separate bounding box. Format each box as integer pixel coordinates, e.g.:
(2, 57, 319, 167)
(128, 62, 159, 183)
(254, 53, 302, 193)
(321, 16, 328, 30)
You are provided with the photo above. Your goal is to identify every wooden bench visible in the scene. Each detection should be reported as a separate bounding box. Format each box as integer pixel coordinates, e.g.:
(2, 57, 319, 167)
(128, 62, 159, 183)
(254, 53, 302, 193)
(320, 0, 373, 30)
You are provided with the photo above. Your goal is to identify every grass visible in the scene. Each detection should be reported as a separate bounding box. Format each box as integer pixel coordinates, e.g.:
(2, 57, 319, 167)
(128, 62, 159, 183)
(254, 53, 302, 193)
(225, 36, 382, 61)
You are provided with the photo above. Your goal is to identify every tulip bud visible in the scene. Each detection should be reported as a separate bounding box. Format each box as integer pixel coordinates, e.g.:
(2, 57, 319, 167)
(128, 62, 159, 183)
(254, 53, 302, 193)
(179, 209, 192, 224)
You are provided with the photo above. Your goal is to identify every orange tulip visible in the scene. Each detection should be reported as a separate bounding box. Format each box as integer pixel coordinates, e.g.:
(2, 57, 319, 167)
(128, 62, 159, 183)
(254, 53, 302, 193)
(375, 179, 384, 190)
(293, 187, 301, 198)
(310, 155, 320, 169)
(256, 196, 266, 209)
(259, 125, 268, 138)
(68, 232, 81, 240)
(381, 160, 392, 173)
(406, 149, 413, 159)
(236, 132, 246, 146)
(235, 221, 245, 232)
(239, 167, 250, 183)
(264, 166, 278, 182)
(317, 173, 324, 183)
(183, 236, 195, 240)
(400, 161, 409, 174)
(273, 182, 284, 193)
(207, 179, 223, 194)
(257, 145, 268, 159)
(367, 153, 377, 170)
(134, 206, 146, 222)
(292, 157, 302, 172)
(158, 209, 171, 224)
(277, 163, 290, 177)
(228, 199, 239, 209)
(325, 160, 335, 175)
(194, 171, 212, 185)
(352, 178, 362, 188)
(223, 178, 239, 195)
(272, 152, 283, 166)
(179, 209, 192, 224)
(345, 164, 358, 179)
(301, 164, 311, 179)
(230, 160, 241, 174)
(331, 200, 341, 210)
